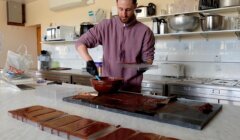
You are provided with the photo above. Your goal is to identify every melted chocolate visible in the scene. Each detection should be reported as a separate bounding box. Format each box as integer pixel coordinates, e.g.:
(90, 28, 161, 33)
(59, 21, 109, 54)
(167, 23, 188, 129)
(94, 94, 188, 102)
(128, 132, 160, 140)
(9, 105, 179, 140)
(24, 108, 56, 118)
(8, 105, 44, 119)
(74, 92, 170, 115)
(31, 111, 66, 122)
(57, 118, 95, 133)
(73, 122, 110, 139)
(96, 128, 136, 140)
(41, 115, 82, 129)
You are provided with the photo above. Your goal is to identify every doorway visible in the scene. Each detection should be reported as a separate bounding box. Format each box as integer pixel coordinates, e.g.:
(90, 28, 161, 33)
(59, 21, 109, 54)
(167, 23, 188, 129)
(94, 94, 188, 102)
(36, 26, 41, 56)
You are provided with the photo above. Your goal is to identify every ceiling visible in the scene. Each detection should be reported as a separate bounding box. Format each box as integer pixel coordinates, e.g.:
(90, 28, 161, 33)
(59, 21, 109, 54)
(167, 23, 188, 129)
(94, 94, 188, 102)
(2, 0, 37, 4)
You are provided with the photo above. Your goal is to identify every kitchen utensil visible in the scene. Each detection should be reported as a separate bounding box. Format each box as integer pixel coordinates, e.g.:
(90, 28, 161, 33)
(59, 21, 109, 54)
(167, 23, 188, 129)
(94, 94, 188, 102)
(95, 75, 101, 81)
(168, 14, 199, 32)
(219, 0, 240, 7)
(159, 18, 168, 34)
(200, 14, 225, 31)
(80, 22, 94, 35)
(49, 67, 72, 70)
(119, 63, 158, 71)
(90, 77, 124, 94)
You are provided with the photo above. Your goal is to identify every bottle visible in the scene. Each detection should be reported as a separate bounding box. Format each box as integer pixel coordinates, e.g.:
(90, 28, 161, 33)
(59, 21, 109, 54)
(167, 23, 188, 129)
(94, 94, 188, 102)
(159, 19, 168, 34)
(152, 18, 159, 34)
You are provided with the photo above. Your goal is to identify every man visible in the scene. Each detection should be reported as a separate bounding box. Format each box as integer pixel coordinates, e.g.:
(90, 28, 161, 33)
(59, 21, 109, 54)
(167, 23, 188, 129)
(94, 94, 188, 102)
(76, 0, 155, 92)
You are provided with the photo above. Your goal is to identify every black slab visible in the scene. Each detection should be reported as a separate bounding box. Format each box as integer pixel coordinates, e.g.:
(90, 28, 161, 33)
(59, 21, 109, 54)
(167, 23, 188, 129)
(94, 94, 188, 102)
(63, 96, 222, 130)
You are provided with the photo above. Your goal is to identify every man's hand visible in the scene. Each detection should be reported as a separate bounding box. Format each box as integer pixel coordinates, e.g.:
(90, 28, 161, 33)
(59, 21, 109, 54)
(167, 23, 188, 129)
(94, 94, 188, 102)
(86, 60, 99, 76)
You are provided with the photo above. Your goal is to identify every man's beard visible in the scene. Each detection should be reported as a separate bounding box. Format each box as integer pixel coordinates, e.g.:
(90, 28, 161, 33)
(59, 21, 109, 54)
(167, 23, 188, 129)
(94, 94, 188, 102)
(120, 15, 135, 23)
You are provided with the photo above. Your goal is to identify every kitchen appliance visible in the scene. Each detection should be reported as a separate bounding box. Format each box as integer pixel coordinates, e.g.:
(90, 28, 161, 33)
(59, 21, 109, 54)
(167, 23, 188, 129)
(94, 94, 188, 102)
(38, 50, 51, 70)
(46, 25, 74, 41)
(80, 22, 94, 35)
(159, 18, 168, 34)
(159, 63, 185, 78)
(200, 14, 225, 31)
(135, 6, 148, 18)
(199, 0, 220, 10)
(220, 0, 240, 7)
(147, 3, 156, 16)
(168, 14, 199, 32)
(152, 18, 159, 34)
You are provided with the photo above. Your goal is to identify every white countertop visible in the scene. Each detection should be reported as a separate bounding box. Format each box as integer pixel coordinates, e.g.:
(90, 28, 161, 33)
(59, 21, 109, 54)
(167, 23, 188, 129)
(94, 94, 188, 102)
(0, 81, 240, 140)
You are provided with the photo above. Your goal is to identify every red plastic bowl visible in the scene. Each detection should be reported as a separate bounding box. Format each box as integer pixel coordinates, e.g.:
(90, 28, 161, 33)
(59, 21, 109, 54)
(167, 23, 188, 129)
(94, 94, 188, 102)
(90, 77, 124, 94)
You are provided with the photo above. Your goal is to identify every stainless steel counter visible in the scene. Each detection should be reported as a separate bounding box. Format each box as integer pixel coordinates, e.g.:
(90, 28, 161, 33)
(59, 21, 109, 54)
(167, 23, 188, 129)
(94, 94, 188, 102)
(38, 70, 240, 105)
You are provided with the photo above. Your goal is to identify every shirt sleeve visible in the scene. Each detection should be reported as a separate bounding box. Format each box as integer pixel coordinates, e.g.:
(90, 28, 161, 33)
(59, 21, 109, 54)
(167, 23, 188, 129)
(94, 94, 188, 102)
(141, 28, 155, 62)
(75, 20, 106, 49)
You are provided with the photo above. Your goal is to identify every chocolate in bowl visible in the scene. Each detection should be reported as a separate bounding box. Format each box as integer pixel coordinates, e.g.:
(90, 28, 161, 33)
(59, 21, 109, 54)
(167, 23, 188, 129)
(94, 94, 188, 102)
(90, 77, 124, 94)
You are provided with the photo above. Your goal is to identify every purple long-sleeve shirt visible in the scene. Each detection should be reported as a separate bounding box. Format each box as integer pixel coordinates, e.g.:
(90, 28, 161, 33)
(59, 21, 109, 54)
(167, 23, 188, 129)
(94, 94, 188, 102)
(76, 16, 155, 92)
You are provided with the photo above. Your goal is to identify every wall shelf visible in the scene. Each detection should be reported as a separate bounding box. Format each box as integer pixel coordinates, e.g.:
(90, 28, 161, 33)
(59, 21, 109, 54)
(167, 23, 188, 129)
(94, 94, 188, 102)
(41, 40, 77, 44)
(154, 30, 240, 41)
(137, 6, 240, 21)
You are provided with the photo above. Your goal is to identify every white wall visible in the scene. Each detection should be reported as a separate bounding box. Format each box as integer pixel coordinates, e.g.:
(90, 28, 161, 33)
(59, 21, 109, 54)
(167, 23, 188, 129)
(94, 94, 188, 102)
(146, 34, 240, 79)
(0, 1, 37, 69)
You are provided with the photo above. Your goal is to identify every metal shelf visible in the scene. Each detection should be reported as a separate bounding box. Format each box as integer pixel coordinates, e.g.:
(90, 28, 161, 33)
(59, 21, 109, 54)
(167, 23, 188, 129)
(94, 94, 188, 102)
(137, 6, 240, 20)
(41, 40, 77, 44)
(156, 60, 240, 64)
(154, 30, 240, 41)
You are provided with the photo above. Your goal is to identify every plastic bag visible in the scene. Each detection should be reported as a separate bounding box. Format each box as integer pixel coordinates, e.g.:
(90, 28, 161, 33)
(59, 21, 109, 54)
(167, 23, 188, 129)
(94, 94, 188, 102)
(3, 45, 33, 79)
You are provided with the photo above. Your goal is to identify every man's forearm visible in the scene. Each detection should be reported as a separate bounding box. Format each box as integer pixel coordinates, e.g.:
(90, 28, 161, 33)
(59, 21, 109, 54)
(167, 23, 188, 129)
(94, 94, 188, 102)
(76, 44, 93, 61)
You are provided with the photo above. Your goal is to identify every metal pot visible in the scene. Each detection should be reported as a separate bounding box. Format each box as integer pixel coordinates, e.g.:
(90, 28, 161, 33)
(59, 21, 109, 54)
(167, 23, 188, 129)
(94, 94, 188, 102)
(200, 14, 225, 31)
(168, 14, 199, 32)
(219, 0, 240, 7)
